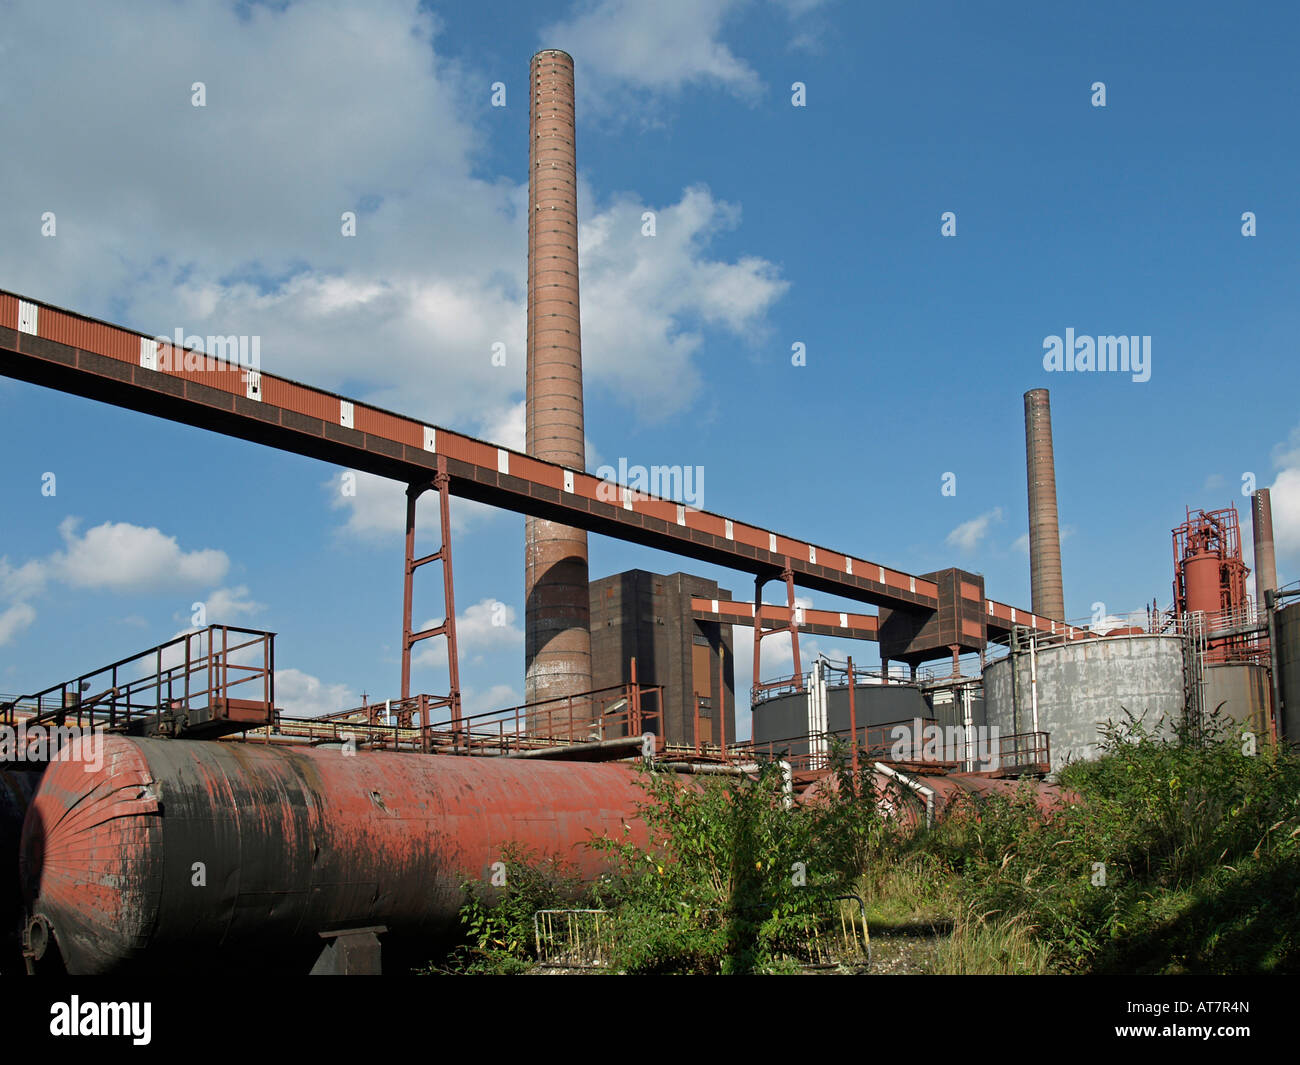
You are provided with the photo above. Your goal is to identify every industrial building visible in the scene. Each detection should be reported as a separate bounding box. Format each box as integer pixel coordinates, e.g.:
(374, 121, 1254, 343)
(0, 48, 1296, 975)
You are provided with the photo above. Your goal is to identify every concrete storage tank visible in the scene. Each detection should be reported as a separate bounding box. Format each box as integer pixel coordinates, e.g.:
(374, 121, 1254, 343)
(20, 736, 650, 975)
(984, 634, 1185, 774)
(1202, 662, 1272, 735)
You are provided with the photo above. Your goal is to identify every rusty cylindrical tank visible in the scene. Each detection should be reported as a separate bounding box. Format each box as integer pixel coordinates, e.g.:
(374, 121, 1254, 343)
(1024, 389, 1066, 621)
(1183, 550, 1225, 615)
(20, 737, 649, 974)
(525, 48, 594, 727)
(1, 768, 41, 973)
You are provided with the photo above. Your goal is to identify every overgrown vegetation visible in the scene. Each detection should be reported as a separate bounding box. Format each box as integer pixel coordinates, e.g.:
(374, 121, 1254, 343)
(429, 715, 1300, 975)
(927, 710, 1300, 974)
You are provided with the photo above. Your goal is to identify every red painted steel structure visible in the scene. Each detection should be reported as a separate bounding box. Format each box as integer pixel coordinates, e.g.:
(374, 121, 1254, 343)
(691, 597, 879, 641)
(399, 460, 461, 734)
(1173, 505, 1251, 618)
(20, 736, 652, 974)
(1173, 504, 1256, 663)
(525, 49, 593, 723)
(0, 288, 1081, 673)
(752, 567, 804, 701)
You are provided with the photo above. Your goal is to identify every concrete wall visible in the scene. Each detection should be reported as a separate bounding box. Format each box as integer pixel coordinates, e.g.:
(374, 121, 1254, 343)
(985, 635, 1184, 774)
(1202, 662, 1271, 735)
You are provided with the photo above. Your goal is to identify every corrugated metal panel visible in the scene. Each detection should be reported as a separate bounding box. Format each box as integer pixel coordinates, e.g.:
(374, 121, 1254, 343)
(183, 363, 245, 396)
(641, 500, 676, 524)
(510, 453, 559, 490)
(273, 378, 337, 422)
(437, 433, 479, 464)
(260, 376, 302, 412)
(0, 294, 17, 330)
(355, 406, 419, 448)
(40, 309, 135, 361)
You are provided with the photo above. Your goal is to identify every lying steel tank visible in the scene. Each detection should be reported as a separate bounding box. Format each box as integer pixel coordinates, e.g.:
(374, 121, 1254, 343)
(20, 736, 651, 974)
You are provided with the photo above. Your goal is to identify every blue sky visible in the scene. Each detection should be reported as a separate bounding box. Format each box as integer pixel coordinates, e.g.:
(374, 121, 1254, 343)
(1, 0, 1297, 738)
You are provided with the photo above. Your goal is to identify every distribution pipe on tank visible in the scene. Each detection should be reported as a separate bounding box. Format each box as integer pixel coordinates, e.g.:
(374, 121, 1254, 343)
(874, 762, 935, 828)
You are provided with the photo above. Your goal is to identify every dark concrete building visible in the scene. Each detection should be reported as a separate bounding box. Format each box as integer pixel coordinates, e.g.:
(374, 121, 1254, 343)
(589, 570, 737, 747)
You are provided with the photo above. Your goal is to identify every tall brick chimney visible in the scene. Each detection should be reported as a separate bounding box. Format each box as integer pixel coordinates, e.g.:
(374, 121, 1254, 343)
(525, 50, 593, 727)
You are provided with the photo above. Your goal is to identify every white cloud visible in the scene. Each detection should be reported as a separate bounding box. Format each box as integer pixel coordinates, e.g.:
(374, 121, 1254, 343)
(946, 508, 1003, 553)
(462, 683, 520, 719)
(414, 597, 524, 668)
(326, 469, 500, 541)
(544, 0, 762, 105)
(201, 586, 265, 622)
(1270, 467, 1300, 562)
(579, 186, 788, 418)
(0, 1, 786, 469)
(49, 518, 228, 592)
(275, 667, 359, 719)
(0, 603, 36, 647)
(0, 558, 46, 600)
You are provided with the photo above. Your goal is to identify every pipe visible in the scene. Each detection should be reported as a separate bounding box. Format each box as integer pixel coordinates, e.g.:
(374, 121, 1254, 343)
(847, 656, 859, 776)
(1266, 588, 1284, 742)
(1029, 634, 1040, 735)
(525, 48, 593, 727)
(1024, 389, 1066, 621)
(657, 762, 760, 776)
(509, 735, 645, 760)
(961, 684, 974, 773)
(874, 761, 935, 829)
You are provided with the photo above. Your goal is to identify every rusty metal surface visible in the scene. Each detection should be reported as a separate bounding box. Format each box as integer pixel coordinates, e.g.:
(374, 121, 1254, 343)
(20, 736, 650, 974)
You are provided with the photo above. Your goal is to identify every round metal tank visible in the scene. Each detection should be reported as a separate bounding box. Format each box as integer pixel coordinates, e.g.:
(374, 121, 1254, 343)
(20, 736, 650, 975)
(1183, 552, 1224, 614)
(1, 769, 40, 973)
(1202, 662, 1271, 735)
(752, 683, 930, 755)
(1277, 598, 1300, 746)
(984, 634, 1185, 774)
